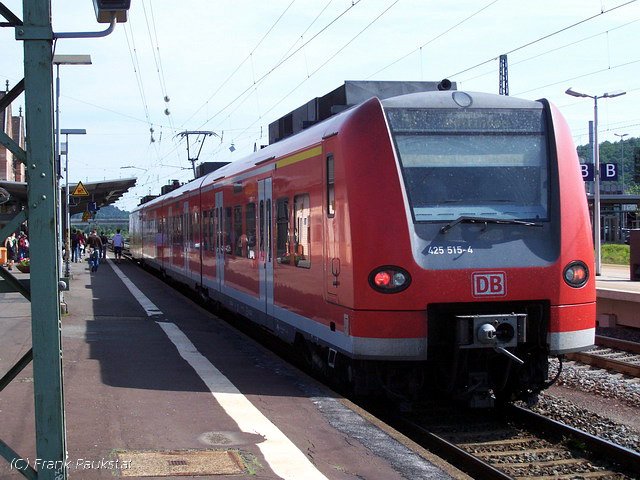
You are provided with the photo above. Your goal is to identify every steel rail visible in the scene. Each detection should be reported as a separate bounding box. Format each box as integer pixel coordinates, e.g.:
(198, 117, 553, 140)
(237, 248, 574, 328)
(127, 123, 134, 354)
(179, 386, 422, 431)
(596, 334, 640, 354)
(506, 404, 640, 477)
(565, 350, 640, 377)
(393, 415, 513, 480)
(566, 335, 640, 377)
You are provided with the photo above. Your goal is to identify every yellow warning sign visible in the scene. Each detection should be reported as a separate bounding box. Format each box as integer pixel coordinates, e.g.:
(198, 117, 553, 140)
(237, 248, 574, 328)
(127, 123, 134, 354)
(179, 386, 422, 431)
(71, 181, 89, 197)
(82, 211, 91, 222)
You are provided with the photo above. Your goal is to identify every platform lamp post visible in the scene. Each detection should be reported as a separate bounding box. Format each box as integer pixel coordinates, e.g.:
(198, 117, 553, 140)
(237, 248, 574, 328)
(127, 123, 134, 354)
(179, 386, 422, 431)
(615, 133, 629, 231)
(565, 88, 626, 276)
(614, 133, 629, 194)
(53, 54, 92, 278)
(61, 128, 87, 278)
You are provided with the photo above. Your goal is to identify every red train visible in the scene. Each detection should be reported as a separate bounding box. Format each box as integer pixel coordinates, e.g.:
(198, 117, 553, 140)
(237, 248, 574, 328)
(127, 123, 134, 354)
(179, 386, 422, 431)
(130, 83, 595, 407)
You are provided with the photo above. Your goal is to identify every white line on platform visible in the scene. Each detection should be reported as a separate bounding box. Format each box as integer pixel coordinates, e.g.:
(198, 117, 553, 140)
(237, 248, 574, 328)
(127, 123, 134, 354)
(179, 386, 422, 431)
(157, 321, 329, 480)
(110, 262, 163, 316)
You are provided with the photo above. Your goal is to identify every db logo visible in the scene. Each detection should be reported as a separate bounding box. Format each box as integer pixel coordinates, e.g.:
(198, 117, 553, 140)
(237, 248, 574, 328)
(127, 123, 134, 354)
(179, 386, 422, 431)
(472, 272, 506, 297)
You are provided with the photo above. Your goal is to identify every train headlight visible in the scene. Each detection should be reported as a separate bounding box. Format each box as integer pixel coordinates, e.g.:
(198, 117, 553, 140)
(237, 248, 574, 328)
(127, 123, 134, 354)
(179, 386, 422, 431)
(563, 261, 589, 288)
(369, 266, 411, 293)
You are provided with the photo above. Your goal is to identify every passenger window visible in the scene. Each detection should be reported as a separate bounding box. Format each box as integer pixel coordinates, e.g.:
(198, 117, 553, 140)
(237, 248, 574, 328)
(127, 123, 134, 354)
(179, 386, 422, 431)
(276, 198, 290, 264)
(209, 209, 216, 251)
(246, 203, 256, 259)
(202, 210, 209, 250)
(224, 207, 232, 253)
(294, 194, 311, 268)
(233, 205, 243, 256)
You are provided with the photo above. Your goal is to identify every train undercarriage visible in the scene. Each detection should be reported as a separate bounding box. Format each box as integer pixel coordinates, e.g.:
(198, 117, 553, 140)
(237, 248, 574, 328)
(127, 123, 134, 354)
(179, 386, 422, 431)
(295, 301, 553, 408)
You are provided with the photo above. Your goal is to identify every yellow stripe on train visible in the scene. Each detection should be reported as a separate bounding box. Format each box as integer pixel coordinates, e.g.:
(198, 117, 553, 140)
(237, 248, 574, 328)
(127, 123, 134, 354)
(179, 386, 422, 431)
(275, 145, 322, 169)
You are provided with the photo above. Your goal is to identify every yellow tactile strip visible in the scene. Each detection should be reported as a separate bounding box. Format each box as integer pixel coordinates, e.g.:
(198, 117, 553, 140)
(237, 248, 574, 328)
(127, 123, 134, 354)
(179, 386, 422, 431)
(116, 449, 245, 477)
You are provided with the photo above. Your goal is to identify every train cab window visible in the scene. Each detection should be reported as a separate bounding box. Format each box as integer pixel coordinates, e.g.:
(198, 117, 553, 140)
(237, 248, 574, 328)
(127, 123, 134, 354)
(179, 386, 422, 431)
(327, 155, 335, 217)
(246, 202, 256, 259)
(294, 194, 311, 268)
(386, 107, 549, 223)
(276, 197, 290, 264)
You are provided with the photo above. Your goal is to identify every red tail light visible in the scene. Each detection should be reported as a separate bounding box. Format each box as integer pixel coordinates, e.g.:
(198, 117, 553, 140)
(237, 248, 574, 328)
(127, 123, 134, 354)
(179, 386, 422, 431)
(369, 266, 411, 293)
(563, 261, 589, 288)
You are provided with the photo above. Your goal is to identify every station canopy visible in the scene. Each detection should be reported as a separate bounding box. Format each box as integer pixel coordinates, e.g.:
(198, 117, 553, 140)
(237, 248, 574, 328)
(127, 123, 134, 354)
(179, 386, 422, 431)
(0, 177, 136, 215)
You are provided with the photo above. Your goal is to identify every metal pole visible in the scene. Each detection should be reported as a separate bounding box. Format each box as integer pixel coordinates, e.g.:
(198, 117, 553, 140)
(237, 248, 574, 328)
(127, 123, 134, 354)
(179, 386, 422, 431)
(65, 133, 71, 278)
(618, 136, 626, 231)
(21, 0, 68, 477)
(621, 139, 625, 195)
(55, 63, 64, 278)
(593, 96, 601, 276)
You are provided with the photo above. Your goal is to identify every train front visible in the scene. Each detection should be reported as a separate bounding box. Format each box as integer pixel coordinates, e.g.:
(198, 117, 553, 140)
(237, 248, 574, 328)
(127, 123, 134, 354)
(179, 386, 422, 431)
(383, 91, 596, 407)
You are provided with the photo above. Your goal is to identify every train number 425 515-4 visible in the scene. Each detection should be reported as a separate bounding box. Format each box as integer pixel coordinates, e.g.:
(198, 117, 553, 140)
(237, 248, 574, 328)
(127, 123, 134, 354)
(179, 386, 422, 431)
(428, 245, 474, 255)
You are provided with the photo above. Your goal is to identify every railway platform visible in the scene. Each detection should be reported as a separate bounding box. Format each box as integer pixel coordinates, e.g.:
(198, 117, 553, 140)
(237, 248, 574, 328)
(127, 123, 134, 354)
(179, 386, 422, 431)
(596, 264, 640, 329)
(0, 257, 459, 479)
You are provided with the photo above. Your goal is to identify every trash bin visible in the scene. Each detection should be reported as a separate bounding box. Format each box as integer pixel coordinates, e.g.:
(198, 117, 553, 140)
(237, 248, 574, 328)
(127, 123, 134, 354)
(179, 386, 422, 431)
(0, 246, 6, 266)
(630, 230, 640, 281)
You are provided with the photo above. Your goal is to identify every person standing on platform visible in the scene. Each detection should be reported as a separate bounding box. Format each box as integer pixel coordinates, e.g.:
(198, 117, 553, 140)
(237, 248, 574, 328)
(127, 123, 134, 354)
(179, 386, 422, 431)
(78, 231, 86, 259)
(4, 232, 17, 270)
(112, 229, 124, 264)
(71, 229, 80, 262)
(99, 231, 108, 260)
(87, 229, 103, 273)
(17, 232, 29, 260)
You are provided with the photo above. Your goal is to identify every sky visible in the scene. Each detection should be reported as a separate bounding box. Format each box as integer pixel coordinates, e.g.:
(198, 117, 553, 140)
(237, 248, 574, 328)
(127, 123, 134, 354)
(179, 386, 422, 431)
(1, 0, 639, 211)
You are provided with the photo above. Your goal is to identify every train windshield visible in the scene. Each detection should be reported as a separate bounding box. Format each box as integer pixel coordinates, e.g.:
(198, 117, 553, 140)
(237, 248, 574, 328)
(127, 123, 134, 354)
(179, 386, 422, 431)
(386, 108, 549, 223)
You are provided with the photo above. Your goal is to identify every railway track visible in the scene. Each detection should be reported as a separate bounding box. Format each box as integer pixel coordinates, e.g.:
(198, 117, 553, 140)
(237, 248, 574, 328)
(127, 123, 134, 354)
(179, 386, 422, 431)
(389, 402, 640, 480)
(565, 335, 640, 377)
(129, 257, 640, 478)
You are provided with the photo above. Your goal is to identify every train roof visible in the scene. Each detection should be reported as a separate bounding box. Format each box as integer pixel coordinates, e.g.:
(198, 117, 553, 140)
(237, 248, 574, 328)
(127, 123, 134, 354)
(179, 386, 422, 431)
(381, 90, 543, 110)
(132, 90, 544, 213)
(132, 98, 359, 212)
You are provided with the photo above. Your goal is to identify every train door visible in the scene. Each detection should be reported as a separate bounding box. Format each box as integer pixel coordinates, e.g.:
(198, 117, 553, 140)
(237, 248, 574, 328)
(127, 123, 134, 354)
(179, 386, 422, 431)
(167, 204, 173, 267)
(324, 149, 340, 304)
(183, 201, 189, 273)
(215, 191, 224, 290)
(258, 178, 274, 315)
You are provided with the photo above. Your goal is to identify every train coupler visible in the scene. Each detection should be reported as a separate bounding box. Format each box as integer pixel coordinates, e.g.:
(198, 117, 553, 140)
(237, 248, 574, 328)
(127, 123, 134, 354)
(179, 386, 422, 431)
(456, 313, 527, 365)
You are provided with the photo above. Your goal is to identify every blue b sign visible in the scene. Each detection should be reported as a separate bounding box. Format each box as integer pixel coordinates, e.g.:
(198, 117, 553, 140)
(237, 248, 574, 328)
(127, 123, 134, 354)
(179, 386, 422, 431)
(581, 164, 594, 181)
(601, 163, 618, 181)
(581, 163, 618, 181)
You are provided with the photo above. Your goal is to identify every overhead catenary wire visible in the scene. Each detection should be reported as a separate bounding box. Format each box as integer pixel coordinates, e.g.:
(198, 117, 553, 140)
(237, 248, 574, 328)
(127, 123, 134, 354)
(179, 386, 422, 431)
(458, 18, 640, 84)
(141, 0, 170, 101)
(447, 0, 638, 78)
(513, 58, 640, 96)
(123, 10, 186, 172)
(366, 0, 501, 79)
(273, 0, 335, 67)
(230, 0, 402, 144)
(229, 0, 638, 152)
(191, 0, 365, 131)
(123, 22, 153, 132)
(139, 0, 182, 170)
(181, 0, 298, 128)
